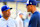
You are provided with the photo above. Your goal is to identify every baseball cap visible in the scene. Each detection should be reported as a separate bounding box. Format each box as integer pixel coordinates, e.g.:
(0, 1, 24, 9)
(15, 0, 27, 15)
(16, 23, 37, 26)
(26, 0, 37, 6)
(1, 5, 12, 12)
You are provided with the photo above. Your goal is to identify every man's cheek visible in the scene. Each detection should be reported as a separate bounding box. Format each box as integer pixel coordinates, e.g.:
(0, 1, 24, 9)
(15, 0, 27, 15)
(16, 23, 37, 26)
(6, 12, 8, 14)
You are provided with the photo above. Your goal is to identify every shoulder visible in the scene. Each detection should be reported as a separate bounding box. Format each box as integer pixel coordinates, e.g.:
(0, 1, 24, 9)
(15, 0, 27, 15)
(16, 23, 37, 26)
(0, 17, 3, 20)
(0, 17, 3, 23)
(9, 18, 16, 23)
(31, 12, 39, 21)
(9, 18, 15, 21)
(32, 11, 39, 18)
(9, 18, 17, 25)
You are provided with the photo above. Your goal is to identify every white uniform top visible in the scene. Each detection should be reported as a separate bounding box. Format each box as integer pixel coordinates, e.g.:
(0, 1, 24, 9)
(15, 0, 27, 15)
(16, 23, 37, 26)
(0, 17, 16, 27)
(16, 16, 23, 27)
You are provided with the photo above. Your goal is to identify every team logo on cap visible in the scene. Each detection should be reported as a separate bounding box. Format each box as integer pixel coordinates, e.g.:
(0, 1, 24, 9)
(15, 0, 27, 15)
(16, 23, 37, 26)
(30, 2, 32, 4)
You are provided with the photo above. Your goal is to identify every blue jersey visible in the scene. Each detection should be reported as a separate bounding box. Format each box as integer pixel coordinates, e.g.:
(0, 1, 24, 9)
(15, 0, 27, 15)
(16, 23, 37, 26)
(28, 11, 40, 27)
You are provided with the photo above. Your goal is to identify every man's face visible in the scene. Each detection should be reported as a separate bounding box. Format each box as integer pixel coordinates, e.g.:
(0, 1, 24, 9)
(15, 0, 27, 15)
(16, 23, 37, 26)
(19, 14, 23, 18)
(26, 5, 32, 12)
(2, 9, 10, 17)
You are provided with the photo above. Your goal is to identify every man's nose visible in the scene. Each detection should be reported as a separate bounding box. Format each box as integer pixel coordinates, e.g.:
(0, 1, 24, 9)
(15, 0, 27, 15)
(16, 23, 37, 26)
(7, 11, 10, 13)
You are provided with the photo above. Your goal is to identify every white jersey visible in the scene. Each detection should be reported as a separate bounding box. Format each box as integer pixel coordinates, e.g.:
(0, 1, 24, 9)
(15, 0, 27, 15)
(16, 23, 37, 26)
(16, 16, 23, 27)
(0, 17, 16, 27)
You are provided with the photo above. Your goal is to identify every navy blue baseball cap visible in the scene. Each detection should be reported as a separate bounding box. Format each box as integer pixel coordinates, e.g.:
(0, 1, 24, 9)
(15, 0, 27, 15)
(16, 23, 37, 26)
(1, 5, 12, 12)
(26, 0, 37, 6)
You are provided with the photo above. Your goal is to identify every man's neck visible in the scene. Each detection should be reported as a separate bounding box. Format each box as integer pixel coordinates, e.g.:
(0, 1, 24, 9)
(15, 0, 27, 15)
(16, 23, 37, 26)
(32, 10, 36, 14)
(3, 16, 9, 20)
(31, 8, 37, 14)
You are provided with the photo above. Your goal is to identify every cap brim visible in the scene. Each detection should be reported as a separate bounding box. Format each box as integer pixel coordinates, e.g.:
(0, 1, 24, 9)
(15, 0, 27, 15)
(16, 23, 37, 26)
(3, 8, 12, 11)
(10, 8, 12, 10)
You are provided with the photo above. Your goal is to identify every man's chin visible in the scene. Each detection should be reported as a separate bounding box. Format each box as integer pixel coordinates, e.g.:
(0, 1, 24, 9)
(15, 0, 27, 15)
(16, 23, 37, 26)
(6, 16, 10, 18)
(8, 16, 10, 17)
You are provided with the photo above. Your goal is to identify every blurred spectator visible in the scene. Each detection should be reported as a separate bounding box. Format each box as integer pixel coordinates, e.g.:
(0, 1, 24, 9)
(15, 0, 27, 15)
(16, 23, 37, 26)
(23, 12, 29, 27)
(16, 11, 23, 27)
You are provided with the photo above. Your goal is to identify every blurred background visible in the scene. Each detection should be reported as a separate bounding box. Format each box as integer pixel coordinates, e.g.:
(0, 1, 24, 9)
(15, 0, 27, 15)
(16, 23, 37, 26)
(0, 0, 40, 27)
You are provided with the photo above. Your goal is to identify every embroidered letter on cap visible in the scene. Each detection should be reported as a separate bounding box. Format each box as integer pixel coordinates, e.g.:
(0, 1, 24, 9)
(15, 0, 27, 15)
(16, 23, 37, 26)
(30, 2, 32, 4)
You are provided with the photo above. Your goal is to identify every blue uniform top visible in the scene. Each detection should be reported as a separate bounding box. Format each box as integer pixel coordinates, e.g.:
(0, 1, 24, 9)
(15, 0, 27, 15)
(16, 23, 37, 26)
(28, 11, 40, 27)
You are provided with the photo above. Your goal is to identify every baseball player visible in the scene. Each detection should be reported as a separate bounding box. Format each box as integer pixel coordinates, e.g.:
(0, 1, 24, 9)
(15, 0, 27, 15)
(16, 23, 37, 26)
(26, 0, 40, 27)
(0, 5, 16, 27)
